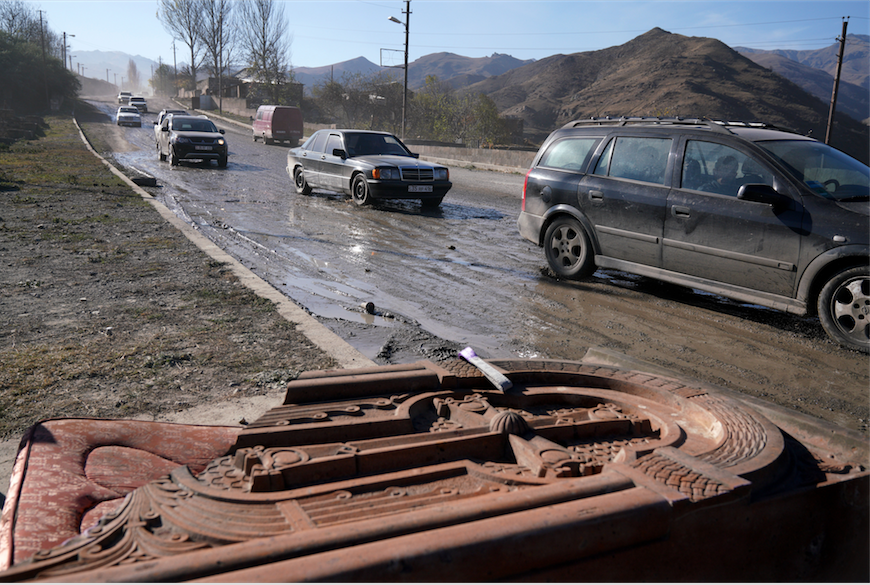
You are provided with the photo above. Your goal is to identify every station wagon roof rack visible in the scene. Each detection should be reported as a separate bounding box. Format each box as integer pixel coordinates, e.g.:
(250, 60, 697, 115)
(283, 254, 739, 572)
(561, 117, 800, 136)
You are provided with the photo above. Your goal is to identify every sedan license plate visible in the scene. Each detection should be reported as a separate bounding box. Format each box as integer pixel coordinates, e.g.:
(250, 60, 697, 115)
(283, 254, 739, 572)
(408, 185, 433, 193)
(195, 145, 213, 151)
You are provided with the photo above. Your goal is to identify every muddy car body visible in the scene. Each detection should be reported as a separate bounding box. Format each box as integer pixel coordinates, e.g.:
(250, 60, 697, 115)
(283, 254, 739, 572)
(287, 129, 452, 206)
(518, 118, 870, 352)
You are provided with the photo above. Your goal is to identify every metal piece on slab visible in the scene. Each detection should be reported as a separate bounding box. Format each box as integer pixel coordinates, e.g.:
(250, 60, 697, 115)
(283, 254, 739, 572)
(458, 346, 512, 391)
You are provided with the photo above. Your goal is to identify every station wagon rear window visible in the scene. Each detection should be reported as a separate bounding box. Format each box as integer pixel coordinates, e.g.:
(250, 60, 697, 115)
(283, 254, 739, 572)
(539, 138, 599, 172)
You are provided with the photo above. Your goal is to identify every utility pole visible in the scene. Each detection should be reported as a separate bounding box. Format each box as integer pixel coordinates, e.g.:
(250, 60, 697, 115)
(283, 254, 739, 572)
(38, 10, 49, 108)
(825, 17, 849, 145)
(172, 41, 178, 97)
(388, 0, 411, 139)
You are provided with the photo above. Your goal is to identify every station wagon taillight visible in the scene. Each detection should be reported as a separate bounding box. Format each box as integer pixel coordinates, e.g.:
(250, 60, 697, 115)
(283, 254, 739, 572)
(522, 168, 532, 211)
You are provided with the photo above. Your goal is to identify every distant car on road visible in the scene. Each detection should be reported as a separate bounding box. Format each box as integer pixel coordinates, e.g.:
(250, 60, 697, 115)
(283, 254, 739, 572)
(157, 115, 228, 168)
(115, 106, 141, 127)
(517, 117, 870, 352)
(286, 129, 452, 207)
(129, 96, 147, 113)
(153, 109, 188, 142)
(117, 91, 132, 104)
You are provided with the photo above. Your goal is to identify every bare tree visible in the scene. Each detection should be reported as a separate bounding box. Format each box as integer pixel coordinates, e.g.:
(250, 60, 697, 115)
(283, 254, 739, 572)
(237, 0, 292, 104)
(157, 0, 205, 92)
(0, 0, 41, 42)
(126, 59, 140, 92)
(199, 0, 235, 111)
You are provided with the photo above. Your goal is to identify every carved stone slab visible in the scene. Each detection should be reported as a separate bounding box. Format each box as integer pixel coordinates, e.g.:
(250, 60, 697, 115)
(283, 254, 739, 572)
(1, 359, 867, 581)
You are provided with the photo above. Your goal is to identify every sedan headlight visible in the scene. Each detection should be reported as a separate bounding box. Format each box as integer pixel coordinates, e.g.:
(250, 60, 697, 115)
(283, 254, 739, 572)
(217, 138, 225, 146)
(373, 168, 398, 180)
(435, 169, 449, 181)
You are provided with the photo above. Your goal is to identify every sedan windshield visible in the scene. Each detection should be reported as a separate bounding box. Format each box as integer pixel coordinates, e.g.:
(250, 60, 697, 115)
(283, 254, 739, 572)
(344, 133, 410, 157)
(758, 140, 869, 201)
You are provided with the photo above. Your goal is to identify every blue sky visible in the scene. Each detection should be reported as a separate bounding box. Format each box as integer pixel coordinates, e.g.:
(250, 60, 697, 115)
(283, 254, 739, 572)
(36, 0, 870, 69)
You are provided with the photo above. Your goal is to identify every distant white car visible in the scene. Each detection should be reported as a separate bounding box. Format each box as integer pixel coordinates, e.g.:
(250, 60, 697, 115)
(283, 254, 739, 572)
(129, 96, 147, 113)
(153, 109, 188, 142)
(117, 91, 132, 104)
(116, 106, 141, 127)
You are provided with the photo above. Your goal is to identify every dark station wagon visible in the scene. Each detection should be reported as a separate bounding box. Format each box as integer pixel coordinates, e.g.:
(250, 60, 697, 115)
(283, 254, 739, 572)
(518, 118, 870, 352)
(287, 129, 452, 207)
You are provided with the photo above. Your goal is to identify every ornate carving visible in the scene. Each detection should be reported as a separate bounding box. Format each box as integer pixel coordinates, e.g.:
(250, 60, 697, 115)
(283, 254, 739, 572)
(3, 360, 811, 581)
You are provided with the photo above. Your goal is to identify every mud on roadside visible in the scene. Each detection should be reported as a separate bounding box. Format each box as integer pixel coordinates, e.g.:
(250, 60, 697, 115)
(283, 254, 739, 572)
(0, 104, 338, 441)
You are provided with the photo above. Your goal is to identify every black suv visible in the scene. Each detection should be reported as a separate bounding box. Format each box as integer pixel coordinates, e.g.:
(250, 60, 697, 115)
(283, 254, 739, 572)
(518, 118, 869, 352)
(157, 115, 228, 168)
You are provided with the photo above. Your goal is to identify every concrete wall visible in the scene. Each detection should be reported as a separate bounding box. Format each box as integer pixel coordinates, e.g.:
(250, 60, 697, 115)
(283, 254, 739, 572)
(409, 144, 536, 173)
(196, 96, 256, 119)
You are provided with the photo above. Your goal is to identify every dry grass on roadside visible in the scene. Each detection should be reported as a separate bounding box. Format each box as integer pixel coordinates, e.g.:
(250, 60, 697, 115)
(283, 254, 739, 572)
(0, 110, 335, 439)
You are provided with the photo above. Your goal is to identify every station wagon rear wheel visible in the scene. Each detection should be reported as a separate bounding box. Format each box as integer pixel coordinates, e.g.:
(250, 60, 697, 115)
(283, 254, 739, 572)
(543, 216, 595, 279)
(352, 175, 372, 206)
(818, 265, 870, 353)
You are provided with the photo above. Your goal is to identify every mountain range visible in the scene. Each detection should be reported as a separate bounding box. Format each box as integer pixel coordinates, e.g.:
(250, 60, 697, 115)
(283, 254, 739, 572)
(457, 28, 868, 160)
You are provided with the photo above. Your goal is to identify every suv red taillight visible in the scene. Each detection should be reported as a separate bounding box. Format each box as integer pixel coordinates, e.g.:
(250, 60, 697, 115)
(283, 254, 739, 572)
(522, 168, 532, 211)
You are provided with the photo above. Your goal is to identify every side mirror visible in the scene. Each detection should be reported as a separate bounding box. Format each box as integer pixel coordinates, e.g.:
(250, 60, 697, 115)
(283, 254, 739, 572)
(161, 126, 169, 132)
(153, 121, 157, 126)
(219, 129, 225, 135)
(410, 152, 420, 159)
(737, 184, 789, 208)
(333, 148, 347, 159)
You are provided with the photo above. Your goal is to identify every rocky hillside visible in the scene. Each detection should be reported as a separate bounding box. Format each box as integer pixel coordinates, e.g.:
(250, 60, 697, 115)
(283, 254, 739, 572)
(464, 28, 868, 161)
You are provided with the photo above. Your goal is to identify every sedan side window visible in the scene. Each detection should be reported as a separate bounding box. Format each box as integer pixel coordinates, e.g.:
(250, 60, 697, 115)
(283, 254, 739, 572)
(595, 137, 672, 185)
(308, 132, 327, 154)
(539, 138, 599, 172)
(682, 140, 774, 197)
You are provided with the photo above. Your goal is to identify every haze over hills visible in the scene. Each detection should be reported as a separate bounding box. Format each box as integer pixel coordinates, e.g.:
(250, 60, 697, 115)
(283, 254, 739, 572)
(461, 28, 868, 161)
(292, 52, 534, 94)
(738, 50, 869, 124)
(737, 34, 869, 90)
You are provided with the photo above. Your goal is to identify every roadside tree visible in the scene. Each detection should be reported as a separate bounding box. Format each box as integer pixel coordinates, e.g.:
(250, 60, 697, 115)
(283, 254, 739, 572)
(200, 0, 235, 112)
(237, 0, 293, 105)
(157, 0, 205, 92)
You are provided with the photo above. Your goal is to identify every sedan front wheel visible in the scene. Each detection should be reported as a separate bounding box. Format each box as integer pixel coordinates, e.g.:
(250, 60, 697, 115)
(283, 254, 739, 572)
(294, 167, 311, 195)
(352, 174, 372, 206)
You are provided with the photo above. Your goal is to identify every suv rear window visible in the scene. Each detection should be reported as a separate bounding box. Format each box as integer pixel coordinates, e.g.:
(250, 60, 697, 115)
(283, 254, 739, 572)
(594, 137, 671, 185)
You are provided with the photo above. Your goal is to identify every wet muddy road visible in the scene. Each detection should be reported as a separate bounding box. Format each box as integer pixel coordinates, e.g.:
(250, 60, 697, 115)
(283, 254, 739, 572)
(91, 96, 868, 434)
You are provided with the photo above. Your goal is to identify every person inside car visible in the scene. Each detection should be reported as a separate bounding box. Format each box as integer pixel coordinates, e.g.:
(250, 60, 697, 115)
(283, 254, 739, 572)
(700, 155, 740, 195)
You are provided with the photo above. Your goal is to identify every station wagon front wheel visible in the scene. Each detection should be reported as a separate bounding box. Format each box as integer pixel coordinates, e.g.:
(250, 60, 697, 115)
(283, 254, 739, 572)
(818, 265, 870, 353)
(543, 217, 595, 280)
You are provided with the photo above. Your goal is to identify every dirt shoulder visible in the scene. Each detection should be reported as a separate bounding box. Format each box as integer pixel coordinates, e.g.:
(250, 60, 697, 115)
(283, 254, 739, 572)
(0, 104, 343, 447)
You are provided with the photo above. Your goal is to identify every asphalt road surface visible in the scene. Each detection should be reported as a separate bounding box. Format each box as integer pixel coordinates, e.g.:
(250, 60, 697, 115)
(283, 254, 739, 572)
(90, 96, 868, 435)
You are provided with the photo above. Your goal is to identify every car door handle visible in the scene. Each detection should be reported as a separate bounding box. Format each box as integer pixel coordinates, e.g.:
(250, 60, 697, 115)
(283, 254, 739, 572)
(589, 190, 604, 200)
(672, 206, 691, 218)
